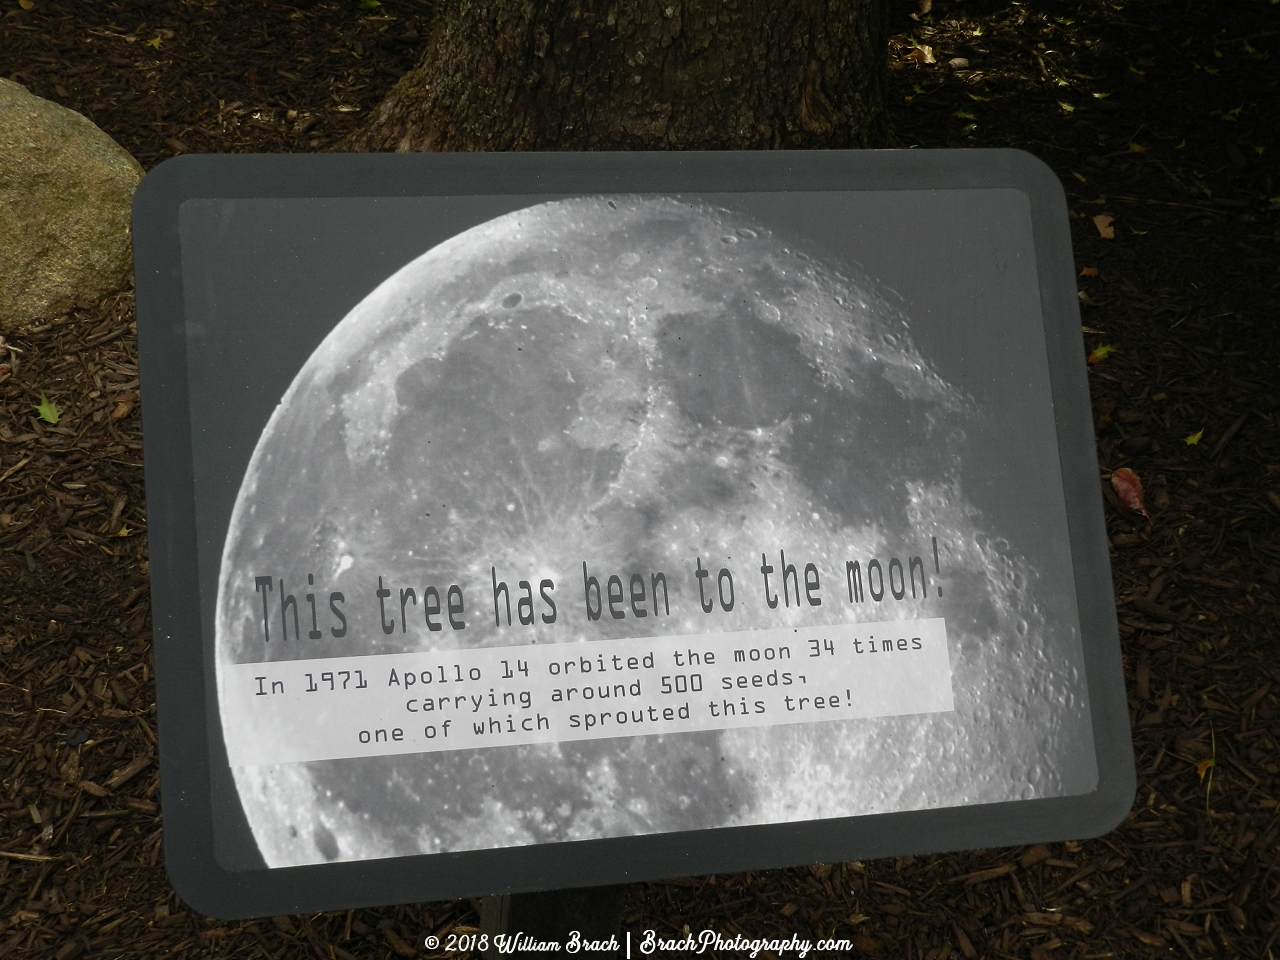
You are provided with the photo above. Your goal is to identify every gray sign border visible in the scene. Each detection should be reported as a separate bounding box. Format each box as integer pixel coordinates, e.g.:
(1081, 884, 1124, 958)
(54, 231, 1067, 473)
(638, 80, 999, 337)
(132, 149, 1134, 920)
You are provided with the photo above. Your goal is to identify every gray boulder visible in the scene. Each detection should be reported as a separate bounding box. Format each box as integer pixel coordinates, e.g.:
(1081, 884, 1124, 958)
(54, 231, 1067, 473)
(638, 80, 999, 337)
(0, 78, 143, 331)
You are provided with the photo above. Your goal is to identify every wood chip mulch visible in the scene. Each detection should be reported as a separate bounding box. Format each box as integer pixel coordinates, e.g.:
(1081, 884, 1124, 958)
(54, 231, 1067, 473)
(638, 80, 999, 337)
(2, 0, 1279, 958)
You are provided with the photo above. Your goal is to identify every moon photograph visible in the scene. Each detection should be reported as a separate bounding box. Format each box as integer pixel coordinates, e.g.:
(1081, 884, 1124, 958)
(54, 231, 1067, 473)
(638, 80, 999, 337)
(211, 194, 1097, 869)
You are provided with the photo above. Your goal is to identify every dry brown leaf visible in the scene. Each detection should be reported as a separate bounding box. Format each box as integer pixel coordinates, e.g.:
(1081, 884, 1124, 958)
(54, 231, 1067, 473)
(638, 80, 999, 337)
(1092, 214, 1116, 239)
(906, 44, 936, 65)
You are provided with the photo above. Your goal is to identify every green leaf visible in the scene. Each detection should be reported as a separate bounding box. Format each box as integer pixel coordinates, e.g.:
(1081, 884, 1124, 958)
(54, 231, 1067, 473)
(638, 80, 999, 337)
(1087, 343, 1116, 364)
(34, 393, 61, 425)
(357, 0, 381, 8)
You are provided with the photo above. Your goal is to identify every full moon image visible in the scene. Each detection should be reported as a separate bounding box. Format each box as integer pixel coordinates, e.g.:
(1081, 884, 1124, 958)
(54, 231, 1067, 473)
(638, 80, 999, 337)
(215, 195, 1097, 869)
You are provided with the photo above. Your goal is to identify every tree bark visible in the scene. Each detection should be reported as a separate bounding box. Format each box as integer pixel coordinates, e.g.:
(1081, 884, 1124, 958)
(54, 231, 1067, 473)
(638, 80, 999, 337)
(344, 0, 890, 152)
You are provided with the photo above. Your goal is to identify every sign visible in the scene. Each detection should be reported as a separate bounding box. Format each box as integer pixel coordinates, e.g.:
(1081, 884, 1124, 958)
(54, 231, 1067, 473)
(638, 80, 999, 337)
(132, 150, 1135, 918)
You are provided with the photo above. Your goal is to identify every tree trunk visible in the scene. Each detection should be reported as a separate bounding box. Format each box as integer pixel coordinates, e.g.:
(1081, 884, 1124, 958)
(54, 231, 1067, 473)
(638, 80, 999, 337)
(345, 0, 890, 152)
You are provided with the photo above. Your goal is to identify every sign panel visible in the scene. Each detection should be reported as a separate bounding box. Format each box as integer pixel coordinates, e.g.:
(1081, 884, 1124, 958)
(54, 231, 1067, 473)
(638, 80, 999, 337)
(133, 151, 1134, 918)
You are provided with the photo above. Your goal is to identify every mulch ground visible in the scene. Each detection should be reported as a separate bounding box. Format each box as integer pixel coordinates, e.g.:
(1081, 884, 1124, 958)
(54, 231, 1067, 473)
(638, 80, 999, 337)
(1, 0, 1278, 958)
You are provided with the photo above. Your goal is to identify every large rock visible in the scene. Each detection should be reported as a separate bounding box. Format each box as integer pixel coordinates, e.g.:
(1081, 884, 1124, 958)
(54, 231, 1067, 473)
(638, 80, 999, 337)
(0, 78, 142, 331)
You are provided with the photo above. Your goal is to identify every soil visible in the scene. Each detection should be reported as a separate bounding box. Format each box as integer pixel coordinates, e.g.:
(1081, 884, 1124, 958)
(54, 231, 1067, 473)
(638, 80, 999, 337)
(1, 1, 1279, 958)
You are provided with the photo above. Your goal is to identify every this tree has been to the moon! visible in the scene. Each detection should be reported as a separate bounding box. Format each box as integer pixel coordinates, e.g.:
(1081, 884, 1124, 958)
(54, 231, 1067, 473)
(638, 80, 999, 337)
(216, 196, 1095, 868)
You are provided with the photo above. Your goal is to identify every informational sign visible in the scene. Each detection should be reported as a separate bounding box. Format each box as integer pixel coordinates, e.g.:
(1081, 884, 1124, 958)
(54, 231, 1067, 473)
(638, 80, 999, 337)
(133, 151, 1134, 918)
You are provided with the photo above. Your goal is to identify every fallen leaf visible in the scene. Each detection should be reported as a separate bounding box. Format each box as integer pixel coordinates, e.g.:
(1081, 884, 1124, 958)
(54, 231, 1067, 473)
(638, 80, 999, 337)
(1071, 171, 1087, 183)
(34, 393, 61, 425)
(952, 110, 976, 120)
(1092, 214, 1116, 239)
(1111, 468, 1151, 521)
(18, 0, 35, 8)
(1058, 101, 1075, 113)
(1184, 428, 1204, 446)
(144, 37, 162, 49)
(948, 57, 970, 69)
(906, 44, 936, 65)
(1087, 343, 1116, 363)
(1128, 142, 1147, 153)
(1078, 290, 1098, 306)
(1196, 757, 1215, 780)
(1079, 266, 1099, 277)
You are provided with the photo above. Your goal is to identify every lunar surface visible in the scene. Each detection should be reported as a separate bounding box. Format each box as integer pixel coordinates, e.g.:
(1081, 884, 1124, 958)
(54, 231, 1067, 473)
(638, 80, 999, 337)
(216, 196, 1096, 868)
